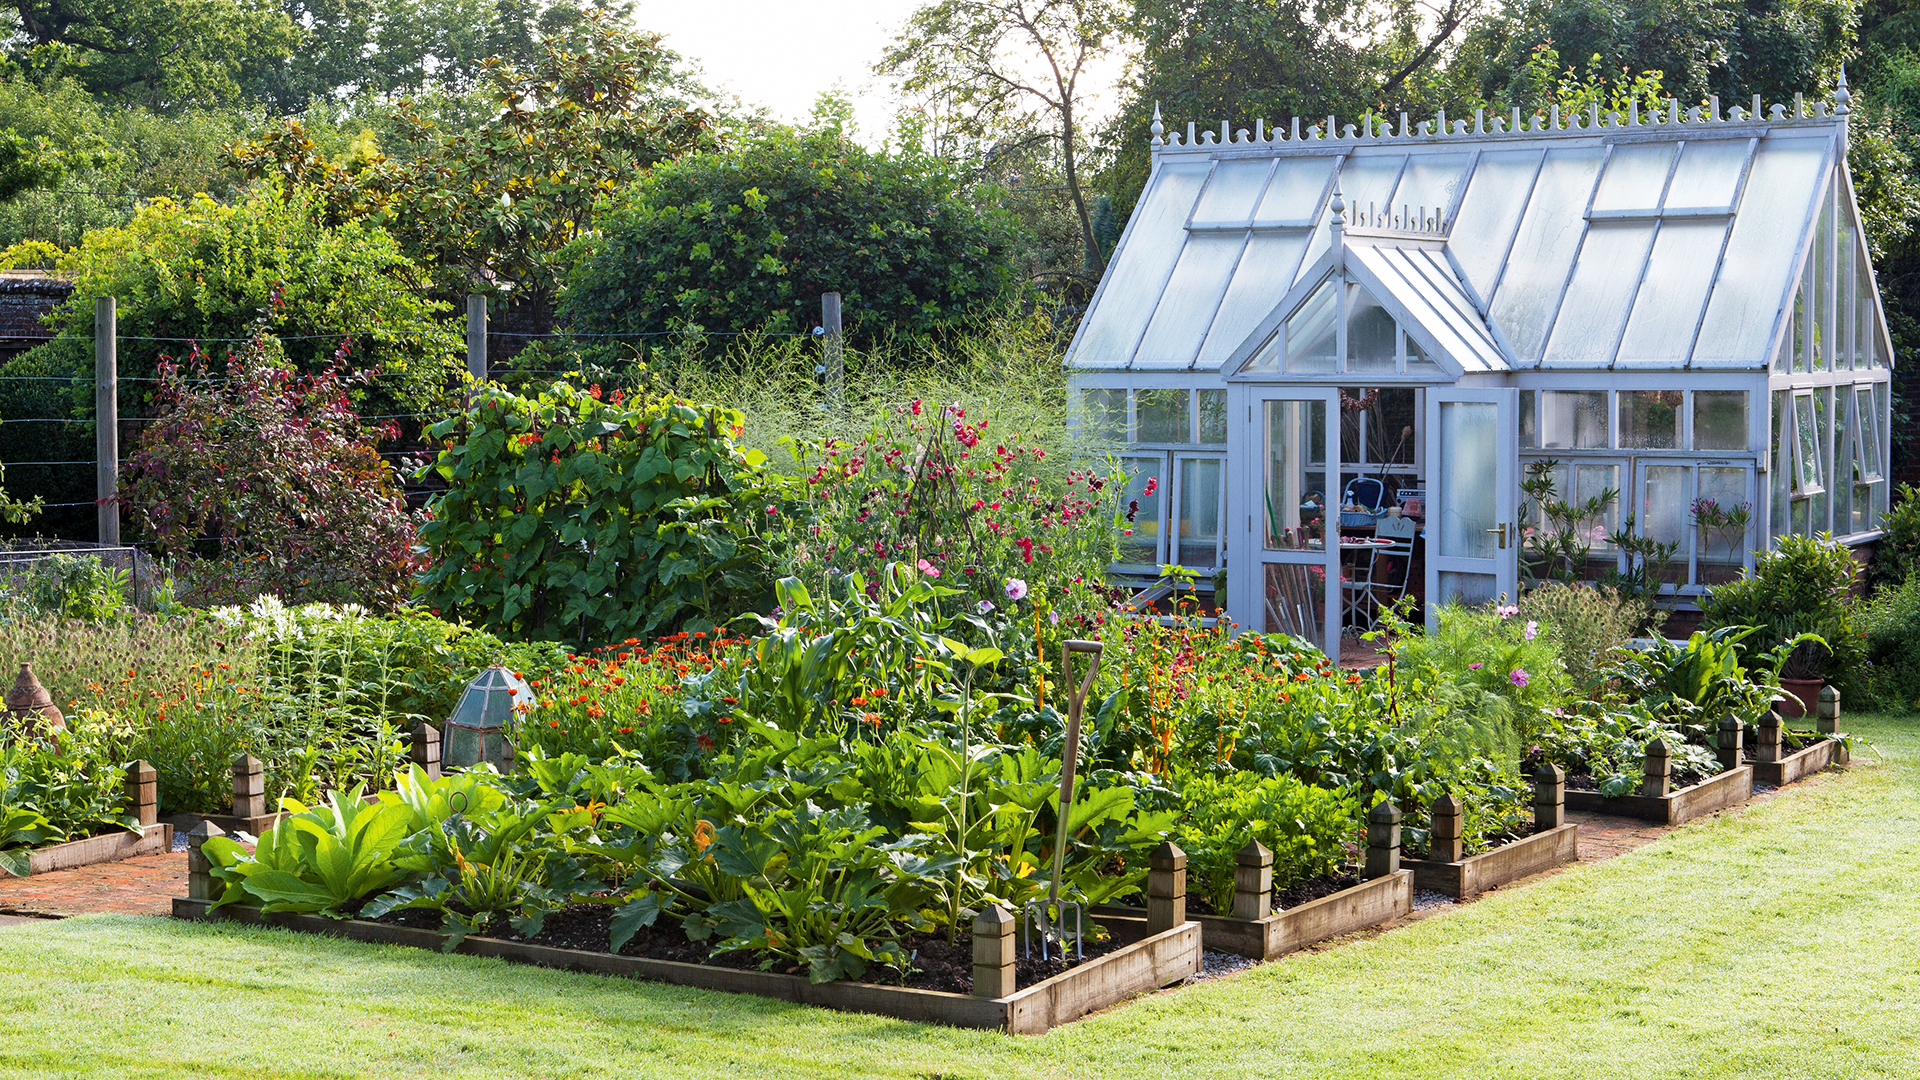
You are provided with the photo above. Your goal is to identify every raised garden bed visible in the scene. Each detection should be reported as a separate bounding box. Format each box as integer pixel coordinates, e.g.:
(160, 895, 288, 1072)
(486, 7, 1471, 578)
(1748, 734, 1849, 787)
(1563, 765, 1753, 825)
(1099, 870, 1412, 960)
(1401, 824, 1578, 898)
(4, 823, 172, 877)
(169, 898, 1201, 1035)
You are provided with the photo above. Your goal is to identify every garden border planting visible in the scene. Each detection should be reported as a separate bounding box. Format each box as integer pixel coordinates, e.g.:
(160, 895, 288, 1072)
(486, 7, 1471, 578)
(3, 761, 171, 878)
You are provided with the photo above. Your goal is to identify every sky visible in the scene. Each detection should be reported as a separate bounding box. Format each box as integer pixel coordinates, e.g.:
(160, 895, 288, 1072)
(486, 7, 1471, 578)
(632, 0, 1129, 145)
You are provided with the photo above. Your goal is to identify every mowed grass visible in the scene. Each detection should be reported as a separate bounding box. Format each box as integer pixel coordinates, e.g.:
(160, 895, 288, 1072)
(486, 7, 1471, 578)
(4, 715, 1919, 1080)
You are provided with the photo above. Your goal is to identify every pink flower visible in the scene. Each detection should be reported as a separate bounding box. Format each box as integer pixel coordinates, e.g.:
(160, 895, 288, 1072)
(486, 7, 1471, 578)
(1524, 619, 1538, 641)
(910, 400, 923, 415)
(916, 559, 941, 579)
(1495, 604, 1519, 619)
(764, 505, 778, 516)
(977, 600, 996, 614)
(1005, 578, 1028, 601)
(1509, 667, 1529, 688)
(1468, 662, 1483, 670)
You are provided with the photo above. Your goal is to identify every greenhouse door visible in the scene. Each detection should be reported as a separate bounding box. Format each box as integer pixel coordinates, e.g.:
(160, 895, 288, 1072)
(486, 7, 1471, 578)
(1424, 388, 1519, 625)
(1234, 389, 1340, 656)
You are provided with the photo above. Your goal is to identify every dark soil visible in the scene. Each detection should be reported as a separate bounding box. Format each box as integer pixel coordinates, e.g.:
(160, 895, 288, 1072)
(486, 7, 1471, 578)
(1559, 765, 1712, 793)
(1274, 870, 1362, 910)
(357, 900, 1117, 993)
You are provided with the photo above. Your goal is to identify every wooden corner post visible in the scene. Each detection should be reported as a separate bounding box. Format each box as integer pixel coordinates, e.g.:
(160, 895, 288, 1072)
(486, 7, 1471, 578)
(124, 760, 157, 828)
(232, 754, 265, 820)
(1534, 763, 1566, 831)
(1430, 793, 1464, 862)
(1365, 802, 1401, 879)
(1232, 840, 1273, 921)
(186, 821, 225, 902)
(1754, 709, 1783, 763)
(1817, 686, 1840, 735)
(1717, 713, 1744, 772)
(1146, 841, 1187, 933)
(411, 722, 442, 780)
(972, 905, 1016, 999)
(1643, 739, 1672, 797)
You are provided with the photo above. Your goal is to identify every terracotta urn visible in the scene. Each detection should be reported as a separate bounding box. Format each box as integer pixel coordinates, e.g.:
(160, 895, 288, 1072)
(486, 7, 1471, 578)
(4, 662, 65, 737)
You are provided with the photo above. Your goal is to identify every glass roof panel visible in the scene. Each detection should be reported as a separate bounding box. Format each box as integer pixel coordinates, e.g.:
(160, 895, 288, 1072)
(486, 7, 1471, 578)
(1448, 149, 1542, 303)
(1285, 279, 1339, 372)
(1196, 231, 1312, 365)
(1192, 158, 1274, 223)
(1489, 147, 1605, 361)
(1388, 153, 1473, 220)
(1241, 330, 1281, 373)
(1133, 233, 1248, 367)
(1591, 142, 1676, 212)
(1295, 155, 1404, 286)
(1664, 138, 1748, 210)
(1542, 221, 1657, 363)
(1070, 162, 1210, 366)
(1366, 249, 1490, 368)
(1615, 219, 1729, 363)
(1253, 157, 1338, 223)
(1693, 137, 1830, 363)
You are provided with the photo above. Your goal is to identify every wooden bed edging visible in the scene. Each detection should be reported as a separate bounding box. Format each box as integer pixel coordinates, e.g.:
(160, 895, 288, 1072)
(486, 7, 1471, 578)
(1749, 736, 1849, 787)
(1563, 765, 1753, 825)
(1096, 869, 1413, 960)
(168, 898, 1201, 1035)
(8, 823, 171, 878)
(1401, 824, 1578, 898)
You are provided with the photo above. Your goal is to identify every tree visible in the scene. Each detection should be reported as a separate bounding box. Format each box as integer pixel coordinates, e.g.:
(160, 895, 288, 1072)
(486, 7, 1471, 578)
(880, 0, 1125, 279)
(5, 0, 297, 110)
(120, 334, 421, 609)
(559, 125, 1024, 352)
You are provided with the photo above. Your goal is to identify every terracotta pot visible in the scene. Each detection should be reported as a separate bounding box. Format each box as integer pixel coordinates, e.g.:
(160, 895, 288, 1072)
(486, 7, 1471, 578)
(1777, 678, 1825, 719)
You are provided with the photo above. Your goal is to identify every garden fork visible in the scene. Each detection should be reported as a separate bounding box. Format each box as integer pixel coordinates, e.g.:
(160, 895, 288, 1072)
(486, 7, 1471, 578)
(1029, 639, 1101, 962)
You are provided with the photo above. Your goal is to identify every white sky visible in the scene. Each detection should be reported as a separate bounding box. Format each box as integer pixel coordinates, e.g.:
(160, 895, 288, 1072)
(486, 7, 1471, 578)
(633, 0, 1129, 145)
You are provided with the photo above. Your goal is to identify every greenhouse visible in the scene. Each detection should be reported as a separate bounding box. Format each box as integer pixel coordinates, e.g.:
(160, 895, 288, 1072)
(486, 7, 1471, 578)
(1066, 84, 1895, 657)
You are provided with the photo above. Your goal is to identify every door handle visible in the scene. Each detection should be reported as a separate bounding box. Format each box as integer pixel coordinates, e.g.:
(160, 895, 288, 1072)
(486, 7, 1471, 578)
(1485, 523, 1508, 549)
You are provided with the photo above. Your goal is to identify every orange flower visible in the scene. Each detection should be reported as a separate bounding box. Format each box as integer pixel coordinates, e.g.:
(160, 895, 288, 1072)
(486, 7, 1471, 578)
(1294, 672, 1311, 683)
(1345, 674, 1363, 685)
(862, 711, 881, 727)
(693, 819, 715, 854)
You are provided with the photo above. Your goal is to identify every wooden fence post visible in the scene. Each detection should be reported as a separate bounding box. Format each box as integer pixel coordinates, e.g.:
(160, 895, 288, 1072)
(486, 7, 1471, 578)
(232, 754, 265, 821)
(1534, 764, 1566, 831)
(1232, 840, 1273, 921)
(186, 821, 225, 902)
(1429, 792, 1464, 862)
(1817, 686, 1840, 735)
(94, 296, 118, 547)
(1754, 709, 1784, 763)
(1642, 739, 1672, 798)
(1364, 802, 1401, 879)
(411, 721, 442, 780)
(124, 760, 156, 828)
(971, 905, 1016, 999)
(1146, 841, 1187, 932)
(1717, 712, 1744, 772)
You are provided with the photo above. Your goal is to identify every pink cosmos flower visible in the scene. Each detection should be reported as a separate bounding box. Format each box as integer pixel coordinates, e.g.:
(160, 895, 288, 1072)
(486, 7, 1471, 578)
(1509, 667, 1530, 688)
(1524, 619, 1539, 641)
(1468, 662, 1483, 670)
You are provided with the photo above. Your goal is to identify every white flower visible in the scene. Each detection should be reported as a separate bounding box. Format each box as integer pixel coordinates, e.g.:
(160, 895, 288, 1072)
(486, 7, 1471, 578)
(977, 600, 996, 614)
(1525, 619, 1539, 641)
(1004, 578, 1028, 601)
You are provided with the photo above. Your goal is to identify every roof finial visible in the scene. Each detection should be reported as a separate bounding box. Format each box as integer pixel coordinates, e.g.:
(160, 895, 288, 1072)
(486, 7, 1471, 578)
(1150, 102, 1164, 146)
(1329, 178, 1346, 272)
(1836, 68, 1852, 116)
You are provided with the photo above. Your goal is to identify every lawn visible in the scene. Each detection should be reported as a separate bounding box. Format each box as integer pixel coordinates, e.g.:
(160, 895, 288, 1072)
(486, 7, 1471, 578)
(2, 714, 1916, 1080)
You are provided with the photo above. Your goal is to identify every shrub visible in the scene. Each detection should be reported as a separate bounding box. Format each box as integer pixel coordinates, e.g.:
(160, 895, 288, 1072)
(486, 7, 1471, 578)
(120, 336, 422, 610)
(4, 553, 129, 620)
(562, 125, 1023, 354)
(1518, 583, 1659, 693)
(1870, 483, 1920, 589)
(1861, 575, 1920, 711)
(1700, 533, 1865, 692)
(416, 381, 777, 643)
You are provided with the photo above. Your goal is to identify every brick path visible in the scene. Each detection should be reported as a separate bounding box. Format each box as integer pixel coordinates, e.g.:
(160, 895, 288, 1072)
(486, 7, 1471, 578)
(0, 851, 184, 918)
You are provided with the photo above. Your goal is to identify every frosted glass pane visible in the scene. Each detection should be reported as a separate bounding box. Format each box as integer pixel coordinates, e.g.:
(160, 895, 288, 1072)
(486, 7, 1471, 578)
(1664, 139, 1748, 209)
(1857, 387, 1882, 478)
(1541, 390, 1609, 449)
(1346, 285, 1396, 370)
(1838, 202, 1857, 370)
(1296, 155, 1405, 287)
(1254, 157, 1339, 222)
(1574, 463, 1621, 559)
(1387, 153, 1472, 219)
(1073, 163, 1210, 365)
(1770, 392, 1790, 539)
(1813, 389, 1831, 528)
(1134, 233, 1246, 368)
(1438, 571, 1498, 606)
(1371, 248, 1499, 367)
(1198, 389, 1227, 444)
(1080, 388, 1126, 443)
(1814, 187, 1835, 371)
(1616, 219, 1726, 363)
(1693, 390, 1748, 450)
(1793, 394, 1821, 493)
(1591, 143, 1676, 212)
(1137, 388, 1191, 442)
(1242, 331, 1281, 374)
(1197, 231, 1311, 366)
(1856, 237, 1882, 369)
(1177, 457, 1224, 567)
(1286, 280, 1338, 372)
(1265, 400, 1327, 550)
(1791, 263, 1809, 373)
(1193, 159, 1275, 223)
(1490, 148, 1605, 361)
(1449, 150, 1541, 302)
(1640, 466, 1691, 569)
(1620, 389, 1681, 449)
(1438, 401, 1498, 559)
(1542, 221, 1655, 363)
(1118, 456, 1165, 563)
(1694, 137, 1829, 362)
(1520, 389, 1537, 448)
(1697, 466, 1749, 584)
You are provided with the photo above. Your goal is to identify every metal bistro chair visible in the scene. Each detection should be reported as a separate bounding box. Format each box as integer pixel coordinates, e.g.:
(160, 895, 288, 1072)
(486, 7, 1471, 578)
(1364, 514, 1419, 621)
